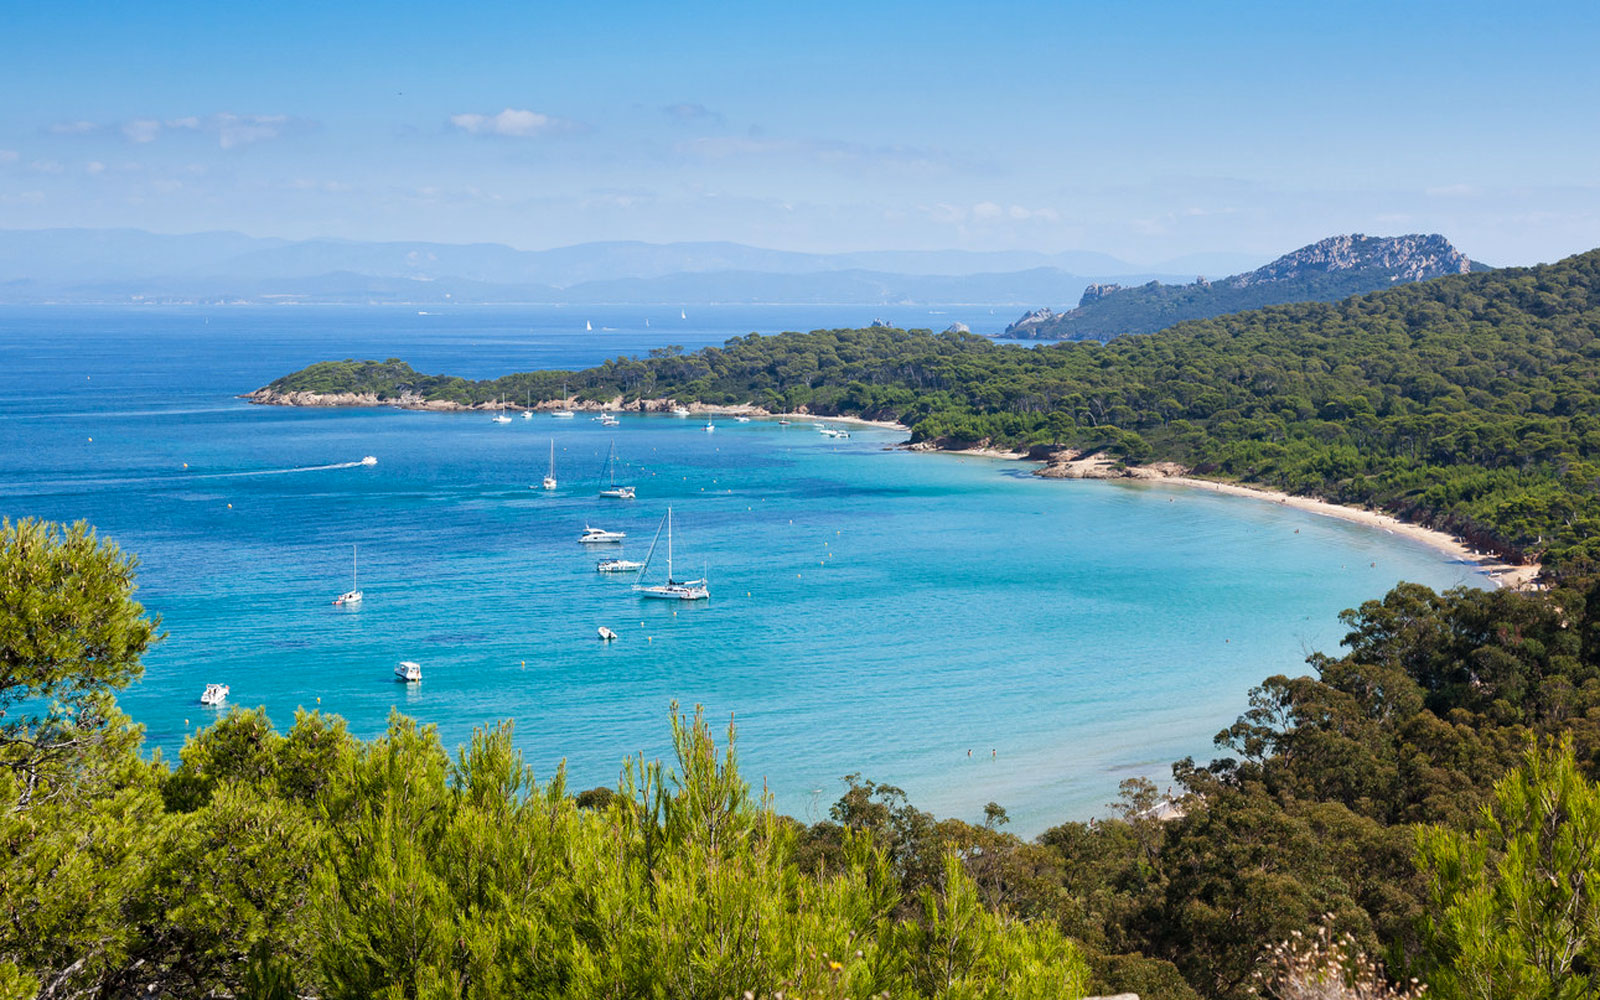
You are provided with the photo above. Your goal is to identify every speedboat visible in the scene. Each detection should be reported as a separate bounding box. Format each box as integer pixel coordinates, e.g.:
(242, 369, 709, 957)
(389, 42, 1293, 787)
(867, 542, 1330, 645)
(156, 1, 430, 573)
(552, 409, 575, 418)
(734, 416, 751, 423)
(200, 683, 229, 706)
(600, 413, 620, 426)
(580, 525, 626, 543)
(672, 406, 690, 417)
(360, 455, 378, 466)
(394, 660, 422, 683)
(597, 626, 618, 641)
(596, 558, 643, 573)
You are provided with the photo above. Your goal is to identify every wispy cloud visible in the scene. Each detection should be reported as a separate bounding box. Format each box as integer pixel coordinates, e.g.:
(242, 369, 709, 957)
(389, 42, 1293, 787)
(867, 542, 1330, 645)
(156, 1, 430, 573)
(45, 113, 306, 148)
(661, 102, 723, 125)
(0, 150, 18, 164)
(677, 134, 959, 173)
(925, 201, 1060, 225)
(448, 108, 579, 138)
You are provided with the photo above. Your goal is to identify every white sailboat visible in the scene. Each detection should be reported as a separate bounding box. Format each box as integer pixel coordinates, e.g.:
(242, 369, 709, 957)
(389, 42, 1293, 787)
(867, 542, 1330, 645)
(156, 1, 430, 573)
(541, 440, 557, 490)
(681, 309, 687, 320)
(585, 320, 593, 332)
(704, 420, 715, 433)
(492, 396, 512, 423)
(522, 391, 533, 419)
(633, 507, 709, 601)
(332, 544, 363, 606)
(552, 381, 576, 419)
(598, 439, 636, 498)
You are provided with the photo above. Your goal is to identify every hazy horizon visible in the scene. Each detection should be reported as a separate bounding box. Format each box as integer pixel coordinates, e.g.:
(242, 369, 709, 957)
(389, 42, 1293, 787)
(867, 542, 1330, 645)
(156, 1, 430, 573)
(4, 1, 1598, 268)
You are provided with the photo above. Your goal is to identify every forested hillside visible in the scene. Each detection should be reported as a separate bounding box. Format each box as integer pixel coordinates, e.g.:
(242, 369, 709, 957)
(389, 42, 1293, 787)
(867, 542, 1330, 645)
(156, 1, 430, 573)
(265, 249, 1600, 573)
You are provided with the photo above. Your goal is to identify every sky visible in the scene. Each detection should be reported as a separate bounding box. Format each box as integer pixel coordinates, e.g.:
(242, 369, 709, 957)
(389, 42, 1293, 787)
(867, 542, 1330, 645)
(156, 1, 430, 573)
(1, 0, 1597, 266)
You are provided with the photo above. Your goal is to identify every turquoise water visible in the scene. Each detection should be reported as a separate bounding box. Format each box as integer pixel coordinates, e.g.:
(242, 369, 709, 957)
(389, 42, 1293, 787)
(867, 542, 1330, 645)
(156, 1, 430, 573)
(0, 307, 1489, 832)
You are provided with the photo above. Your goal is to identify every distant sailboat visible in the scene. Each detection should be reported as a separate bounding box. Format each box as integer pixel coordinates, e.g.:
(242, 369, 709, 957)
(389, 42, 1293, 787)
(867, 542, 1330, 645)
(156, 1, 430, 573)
(681, 309, 687, 320)
(332, 545, 363, 606)
(633, 507, 708, 600)
(492, 396, 512, 423)
(598, 439, 636, 498)
(586, 320, 593, 332)
(541, 440, 558, 490)
(552, 381, 575, 419)
(522, 391, 533, 419)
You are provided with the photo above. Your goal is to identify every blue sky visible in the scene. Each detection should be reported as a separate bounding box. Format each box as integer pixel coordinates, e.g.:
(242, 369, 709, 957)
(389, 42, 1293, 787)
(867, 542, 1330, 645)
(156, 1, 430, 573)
(2, 0, 1596, 265)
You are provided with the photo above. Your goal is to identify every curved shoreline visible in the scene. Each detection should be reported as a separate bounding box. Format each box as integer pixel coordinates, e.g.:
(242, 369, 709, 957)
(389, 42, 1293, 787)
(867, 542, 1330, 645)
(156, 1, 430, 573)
(245, 388, 1540, 589)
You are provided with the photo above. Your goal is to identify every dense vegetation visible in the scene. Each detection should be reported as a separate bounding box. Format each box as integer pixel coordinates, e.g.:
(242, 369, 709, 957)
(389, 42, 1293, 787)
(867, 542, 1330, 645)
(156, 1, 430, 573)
(269, 248, 1600, 572)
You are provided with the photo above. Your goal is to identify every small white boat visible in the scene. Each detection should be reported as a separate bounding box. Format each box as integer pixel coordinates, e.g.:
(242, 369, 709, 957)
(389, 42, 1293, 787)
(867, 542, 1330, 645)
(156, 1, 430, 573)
(703, 420, 715, 433)
(597, 626, 618, 641)
(596, 558, 643, 573)
(360, 455, 378, 466)
(633, 507, 710, 601)
(734, 416, 751, 423)
(200, 682, 229, 706)
(580, 525, 626, 544)
(492, 396, 512, 424)
(522, 410, 532, 420)
(540, 440, 558, 490)
(394, 660, 422, 683)
(600, 413, 620, 426)
(672, 406, 690, 417)
(598, 440, 635, 498)
(681, 309, 687, 320)
(332, 544, 363, 606)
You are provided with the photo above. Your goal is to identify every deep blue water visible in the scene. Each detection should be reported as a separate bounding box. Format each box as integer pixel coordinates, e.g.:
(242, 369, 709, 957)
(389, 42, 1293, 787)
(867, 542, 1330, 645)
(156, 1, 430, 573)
(0, 306, 1489, 832)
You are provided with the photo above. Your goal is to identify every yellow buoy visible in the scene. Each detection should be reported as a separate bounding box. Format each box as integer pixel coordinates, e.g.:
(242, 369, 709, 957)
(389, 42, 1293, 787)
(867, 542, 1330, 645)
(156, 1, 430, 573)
(227, 503, 232, 509)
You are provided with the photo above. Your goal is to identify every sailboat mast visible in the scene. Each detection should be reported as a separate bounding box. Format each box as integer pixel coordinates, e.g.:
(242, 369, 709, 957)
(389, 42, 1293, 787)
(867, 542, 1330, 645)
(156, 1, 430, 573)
(666, 507, 673, 582)
(352, 544, 358, 590)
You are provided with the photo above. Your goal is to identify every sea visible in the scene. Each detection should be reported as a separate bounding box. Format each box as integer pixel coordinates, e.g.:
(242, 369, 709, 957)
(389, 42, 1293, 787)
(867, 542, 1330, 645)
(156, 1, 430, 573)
(0, 305, 1491, 833)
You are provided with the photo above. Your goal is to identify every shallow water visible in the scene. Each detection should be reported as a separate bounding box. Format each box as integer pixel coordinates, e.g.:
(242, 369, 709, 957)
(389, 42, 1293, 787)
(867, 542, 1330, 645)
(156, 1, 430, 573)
(0, 306, 1488, 832)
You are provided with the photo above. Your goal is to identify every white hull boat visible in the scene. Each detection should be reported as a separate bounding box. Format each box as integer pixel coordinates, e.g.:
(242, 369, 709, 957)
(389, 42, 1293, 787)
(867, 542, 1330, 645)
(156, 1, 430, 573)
(580, 525, 626, 544)
(332, 545, 363, 605)
(598, 440, 635, 499)
(633, 507, 709, 601)
(597, 626, 618, 641)
(395, 660, 422, 683)
(200, 683, 230, 706)
(596, 558, 643, 573)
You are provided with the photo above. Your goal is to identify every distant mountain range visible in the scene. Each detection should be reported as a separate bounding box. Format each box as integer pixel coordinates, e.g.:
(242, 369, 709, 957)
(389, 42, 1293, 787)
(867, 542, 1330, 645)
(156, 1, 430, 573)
(0, 228, 1267, 308)
(1003, 234, 1489, 340)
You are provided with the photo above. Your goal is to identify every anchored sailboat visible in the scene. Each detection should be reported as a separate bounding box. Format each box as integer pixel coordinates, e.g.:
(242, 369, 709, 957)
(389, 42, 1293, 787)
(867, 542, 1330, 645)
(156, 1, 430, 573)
(552, 381, 575, 419)
(598, 439, 635, 499)
(492, 396, 512, 423)
(633, 507, 709, 600)
(540, 440, 558, 490)
(332, 545, 363, 606)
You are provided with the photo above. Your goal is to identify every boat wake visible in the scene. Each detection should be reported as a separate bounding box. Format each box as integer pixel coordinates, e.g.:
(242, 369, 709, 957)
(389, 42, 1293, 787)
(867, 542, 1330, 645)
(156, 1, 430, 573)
(191, 456, 378, 479)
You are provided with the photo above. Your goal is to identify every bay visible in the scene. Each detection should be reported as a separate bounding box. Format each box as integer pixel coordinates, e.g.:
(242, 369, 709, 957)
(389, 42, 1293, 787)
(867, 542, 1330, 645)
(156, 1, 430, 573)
(0, 306, 1489, 832)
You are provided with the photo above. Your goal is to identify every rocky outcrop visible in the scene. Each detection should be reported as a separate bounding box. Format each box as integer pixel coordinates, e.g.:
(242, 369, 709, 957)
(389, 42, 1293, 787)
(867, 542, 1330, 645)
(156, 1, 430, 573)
(1001, 307, 1057, 337)
(1035, 449, 1188, 480)
(1227, 233, 1472, 288)
(1004, 233, 1484, 342)
(944, 321, 971, 334)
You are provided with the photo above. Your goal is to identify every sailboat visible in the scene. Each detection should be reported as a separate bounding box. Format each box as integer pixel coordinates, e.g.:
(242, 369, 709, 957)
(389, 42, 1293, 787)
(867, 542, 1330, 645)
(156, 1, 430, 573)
(552, 381, 575, 419)
(598, 439, 636, 499)
(332, 545, 363, 606)
(633, 507, 709, 600)
(585, 320, 593, 332)
(541, 440, 557, 490)
(522, 391, 533, 419)
(492, 396, 512, 424)
(680, 309, 687, 320)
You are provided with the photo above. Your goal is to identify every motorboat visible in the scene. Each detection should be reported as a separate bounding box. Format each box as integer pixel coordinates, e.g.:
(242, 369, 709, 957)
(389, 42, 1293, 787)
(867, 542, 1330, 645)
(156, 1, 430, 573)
(596, 557, 643, 573)
(360, 455, 378, 466)
(597, 626, 618, 641)
(672, 406, 690, 417)
(600, 413, 620, 426)
(332, 544, 363, 606)
(580, 525, 626, 544)
(633, 507, 710, 601)
(200, 683, 229, 706)
(734, 416, 751, 423)
(394, 660, 422, 683)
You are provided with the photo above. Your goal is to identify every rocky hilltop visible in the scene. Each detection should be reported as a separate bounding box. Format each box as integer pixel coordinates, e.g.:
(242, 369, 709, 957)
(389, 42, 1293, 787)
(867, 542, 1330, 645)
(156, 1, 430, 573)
(1004, 233, 1484, 341)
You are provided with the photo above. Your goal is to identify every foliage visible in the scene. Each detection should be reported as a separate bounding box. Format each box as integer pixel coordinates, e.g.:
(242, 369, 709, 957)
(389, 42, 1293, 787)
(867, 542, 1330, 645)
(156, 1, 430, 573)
(1415, 739, 1600, 999)
(1253, 916, 1425, 1000)
(267, 249, 1600, 571)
